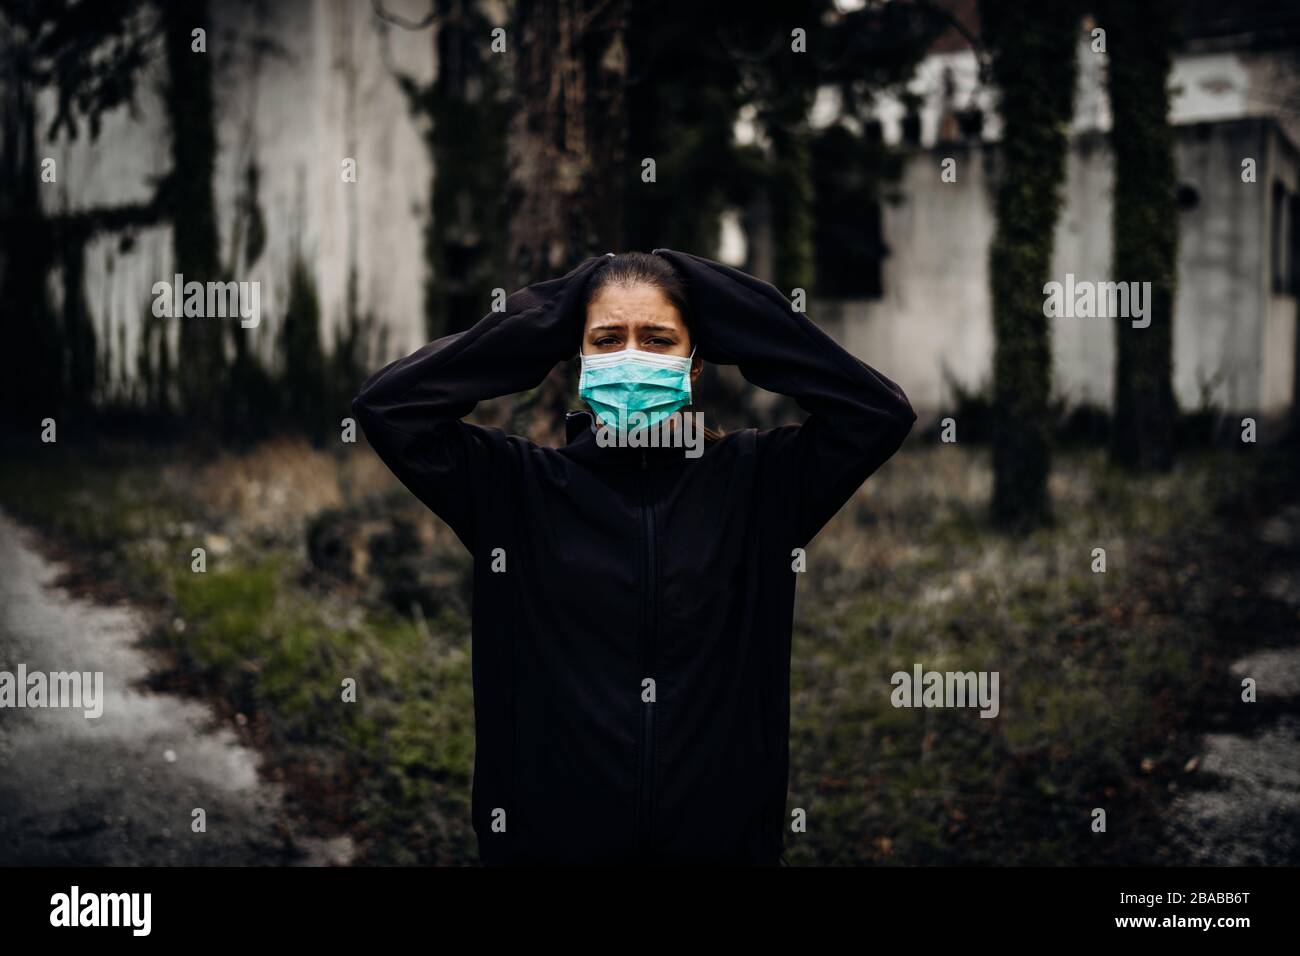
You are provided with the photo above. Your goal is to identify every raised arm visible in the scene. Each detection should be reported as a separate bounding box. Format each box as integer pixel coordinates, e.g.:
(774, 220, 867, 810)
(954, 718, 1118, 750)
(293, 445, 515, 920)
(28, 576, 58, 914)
(652, 248, 916, 547)
(352, 255, 607, 548)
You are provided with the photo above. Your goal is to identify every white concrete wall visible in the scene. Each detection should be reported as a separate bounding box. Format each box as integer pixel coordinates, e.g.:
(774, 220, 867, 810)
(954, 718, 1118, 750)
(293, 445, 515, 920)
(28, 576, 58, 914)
(814, 119, 1295, 416)
(1047, 132, 1115, 409)
(813, 144, 994, 412)
(1172, 120, 1269, 413)
(36, 0, 435, 399)
(870, 44, 1300, 148)
(29, 10, 1298, 421)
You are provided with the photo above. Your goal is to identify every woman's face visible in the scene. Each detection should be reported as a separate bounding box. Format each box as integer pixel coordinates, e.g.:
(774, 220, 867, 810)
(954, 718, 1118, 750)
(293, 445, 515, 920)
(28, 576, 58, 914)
(583, 282, 702, 384)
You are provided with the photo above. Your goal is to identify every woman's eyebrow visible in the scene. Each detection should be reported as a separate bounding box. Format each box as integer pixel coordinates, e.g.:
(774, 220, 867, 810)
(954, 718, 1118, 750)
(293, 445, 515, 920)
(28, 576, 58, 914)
(588, 321, 677, 334)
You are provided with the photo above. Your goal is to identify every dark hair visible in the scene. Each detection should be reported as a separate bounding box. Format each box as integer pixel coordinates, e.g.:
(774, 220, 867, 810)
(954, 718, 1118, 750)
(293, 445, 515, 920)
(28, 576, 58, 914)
(581, 251, 722, 442)
(584, 251, 692, 334)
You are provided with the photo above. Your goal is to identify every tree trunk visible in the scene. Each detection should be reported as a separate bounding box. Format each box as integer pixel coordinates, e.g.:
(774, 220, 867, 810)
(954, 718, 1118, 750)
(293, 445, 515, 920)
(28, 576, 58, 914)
(0, 50, 62, 427)
(767, 112, 815, 297)
(161, 0, 224, 431)
(507, 0, 627, 283)
(426, 0, 510, 339)
(506, 0, 627, 443)
(1101, 0, 1179, 470)
(980, 0, 1080, 531)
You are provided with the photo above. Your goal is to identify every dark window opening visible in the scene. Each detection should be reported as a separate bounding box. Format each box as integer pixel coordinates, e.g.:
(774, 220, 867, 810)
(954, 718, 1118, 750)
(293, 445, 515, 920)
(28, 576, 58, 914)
(811, 123, 892, 299)
(1272, 179, 1294, 294)
(1176, 183, 1200, 211)
(1291, 191, 1300, 296)
(956, 108, 984, 140)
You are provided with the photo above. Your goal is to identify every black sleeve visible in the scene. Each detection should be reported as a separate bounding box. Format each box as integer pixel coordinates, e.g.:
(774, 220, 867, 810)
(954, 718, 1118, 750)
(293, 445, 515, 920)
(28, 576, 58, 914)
(351, 255, 608, 549)
(652, 248, 916, 547)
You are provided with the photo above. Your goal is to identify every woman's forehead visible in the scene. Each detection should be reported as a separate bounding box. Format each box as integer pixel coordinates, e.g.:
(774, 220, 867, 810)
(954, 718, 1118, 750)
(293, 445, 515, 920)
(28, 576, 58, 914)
(585, 284, 684, 330)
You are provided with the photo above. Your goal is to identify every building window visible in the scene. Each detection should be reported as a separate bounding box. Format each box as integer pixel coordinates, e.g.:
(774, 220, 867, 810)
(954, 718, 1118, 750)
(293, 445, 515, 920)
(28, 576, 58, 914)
(811, 122, 890, 299)
(1291, 191, 1300, 296)
(1272, 180, 1294, 294)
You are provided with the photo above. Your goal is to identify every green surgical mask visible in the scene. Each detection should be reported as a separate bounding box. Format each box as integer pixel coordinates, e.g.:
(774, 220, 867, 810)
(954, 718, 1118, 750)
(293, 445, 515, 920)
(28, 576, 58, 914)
(578, 346, 695, 433)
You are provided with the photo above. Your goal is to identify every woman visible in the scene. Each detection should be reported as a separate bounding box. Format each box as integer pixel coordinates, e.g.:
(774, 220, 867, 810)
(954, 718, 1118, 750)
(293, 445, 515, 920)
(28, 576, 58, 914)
(352, 249, 915, 865)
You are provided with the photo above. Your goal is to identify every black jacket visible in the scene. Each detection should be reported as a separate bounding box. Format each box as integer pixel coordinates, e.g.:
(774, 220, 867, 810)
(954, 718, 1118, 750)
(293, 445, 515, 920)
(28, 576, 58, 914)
(352, 249, 915, 865)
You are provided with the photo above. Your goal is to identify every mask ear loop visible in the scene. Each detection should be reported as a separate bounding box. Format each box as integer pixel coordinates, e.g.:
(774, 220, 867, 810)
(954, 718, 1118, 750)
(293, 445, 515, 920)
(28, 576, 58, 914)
(684, 345, 698, 403)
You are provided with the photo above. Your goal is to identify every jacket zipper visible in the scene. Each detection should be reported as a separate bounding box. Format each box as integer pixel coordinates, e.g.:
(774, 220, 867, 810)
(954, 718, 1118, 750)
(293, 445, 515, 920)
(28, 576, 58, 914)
(637, 448, 656, 859)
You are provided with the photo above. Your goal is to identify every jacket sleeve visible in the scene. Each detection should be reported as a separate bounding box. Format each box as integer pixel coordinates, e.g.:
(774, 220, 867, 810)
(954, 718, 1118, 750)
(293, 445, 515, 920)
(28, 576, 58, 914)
(351, 255, 608, 548)
(653, 248, 916, 547)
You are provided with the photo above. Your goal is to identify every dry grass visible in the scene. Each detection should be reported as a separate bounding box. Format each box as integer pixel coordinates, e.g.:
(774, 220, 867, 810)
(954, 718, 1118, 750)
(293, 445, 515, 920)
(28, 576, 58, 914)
(0, 434, 1282, 865)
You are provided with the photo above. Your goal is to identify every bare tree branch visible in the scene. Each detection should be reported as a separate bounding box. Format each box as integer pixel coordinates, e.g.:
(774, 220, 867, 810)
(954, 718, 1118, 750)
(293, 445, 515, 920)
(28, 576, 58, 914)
(576, 0, 618, 36)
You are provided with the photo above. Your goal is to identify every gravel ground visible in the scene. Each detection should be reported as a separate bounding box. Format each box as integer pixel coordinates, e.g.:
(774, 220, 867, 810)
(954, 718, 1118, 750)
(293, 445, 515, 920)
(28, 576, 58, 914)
(0, 509, 351, 866)
(1162, 508, 1300, 865)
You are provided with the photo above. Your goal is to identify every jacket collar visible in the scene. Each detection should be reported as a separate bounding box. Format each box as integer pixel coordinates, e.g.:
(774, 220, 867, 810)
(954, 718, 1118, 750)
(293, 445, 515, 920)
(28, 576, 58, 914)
(562, 409, 697, 469)
(565, 409, 596, 444)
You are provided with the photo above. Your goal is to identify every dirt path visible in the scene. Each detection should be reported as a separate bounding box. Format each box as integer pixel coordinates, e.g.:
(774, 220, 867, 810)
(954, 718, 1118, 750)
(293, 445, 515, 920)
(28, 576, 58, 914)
(0, 509, 350, 865)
